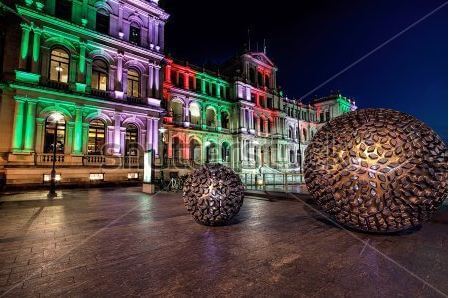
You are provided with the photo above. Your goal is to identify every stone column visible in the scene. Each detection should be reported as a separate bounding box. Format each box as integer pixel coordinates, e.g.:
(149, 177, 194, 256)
(19, 24, 31, 69)
(158, 22, 164, 51)
(113, 114, 121, 155)
(35, 118, 44, 154)
(116, 53, 123, 92)
(148, 17, 154, 47)
(31, 28, 42, 73)
(120, 128, 126, 155)
(11, 99, 26, 152)
(146, 118, 153, 151)
(154, 66, 160, 98)
(72, 108, 83, 155)
(23, 101, 37, 152)
(154, 21, 159, 49)
(152, 119, 159, 155)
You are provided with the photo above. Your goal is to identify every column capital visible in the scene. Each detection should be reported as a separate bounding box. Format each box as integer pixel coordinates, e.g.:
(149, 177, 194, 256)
(20, 23, 31, 31)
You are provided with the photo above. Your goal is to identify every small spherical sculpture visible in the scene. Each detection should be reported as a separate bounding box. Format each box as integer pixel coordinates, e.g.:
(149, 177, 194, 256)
(305, 109, 447, 233)
(183, 164, 245, 226)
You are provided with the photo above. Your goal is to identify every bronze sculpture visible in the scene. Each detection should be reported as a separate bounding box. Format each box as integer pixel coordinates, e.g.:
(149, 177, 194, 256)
(305, 109, 448, 233)
(183, 164, 245, 226)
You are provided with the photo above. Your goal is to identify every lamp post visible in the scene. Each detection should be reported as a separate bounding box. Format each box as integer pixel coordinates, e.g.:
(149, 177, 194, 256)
(47, 113, 63, 198)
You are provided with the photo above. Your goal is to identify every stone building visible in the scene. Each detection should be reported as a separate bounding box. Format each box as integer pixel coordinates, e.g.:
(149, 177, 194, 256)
(0, 0, 356, 187)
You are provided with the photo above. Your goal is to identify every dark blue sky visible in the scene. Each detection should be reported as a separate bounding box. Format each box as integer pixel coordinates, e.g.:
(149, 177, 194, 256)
(161, 0, 448, 140)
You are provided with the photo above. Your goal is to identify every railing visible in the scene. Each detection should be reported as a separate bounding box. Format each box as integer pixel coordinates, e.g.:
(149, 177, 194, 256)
(91, 89, 110, 98)
(41, 80, 69, 90)
(83, 155, 106, 166)
(127, 96, 146, 105)
(36, 153, 66, 165)
(163, 158, 201, 168)
(239, 173, 305, 193)
(124, 156, 142, 167)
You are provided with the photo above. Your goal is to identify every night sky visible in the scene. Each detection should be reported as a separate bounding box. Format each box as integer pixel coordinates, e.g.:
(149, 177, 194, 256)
(161, 0, 448, 141)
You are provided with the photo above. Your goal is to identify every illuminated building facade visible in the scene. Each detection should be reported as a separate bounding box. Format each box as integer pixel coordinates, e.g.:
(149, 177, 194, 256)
(0, 0, 356, 186)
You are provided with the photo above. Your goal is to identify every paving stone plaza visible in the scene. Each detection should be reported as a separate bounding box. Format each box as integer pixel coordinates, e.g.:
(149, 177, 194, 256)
(0, 187, 446, 297)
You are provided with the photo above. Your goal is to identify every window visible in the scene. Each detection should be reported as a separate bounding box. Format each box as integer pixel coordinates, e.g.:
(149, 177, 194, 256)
(222, 143, 230, 162)
(259, 119, 264, 133)
(196, 78, 202, 92)
(170, 70, 178, 86)
(129, 24, 141, 45)
(320, 112, 324, 122)
(265, 74, 270, 88)
(127, 69, 140, 97)
(44, 114, 66, 154)
(221, 111, 230, 129)
(88, 120, 105, 155)
(125, 124, 139, 156)
(91, 59, 108, 91)
(267, 97, 273, 109)
(267, 120, 271, 133)
(249, 68, 255, 84)
(96, 10, 109, 34)
(49, 48, 70, 83)
(258, 72, 263, 86)
(188, 76, 194, 90)
(326, 111, 331, 121)
(55, 0, 71, 21)
(290, 150, 295, 163)
(178, 73, 184, 88)
(303, 128, 308, 142)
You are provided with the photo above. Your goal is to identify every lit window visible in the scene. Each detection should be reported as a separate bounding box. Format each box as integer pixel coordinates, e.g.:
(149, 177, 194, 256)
(88, 119, 105, 155)
(127, 69, 140, 97)
(125, 124, 139, 156)
(49, 48, 69, 83)
(91, 59, 108, 91)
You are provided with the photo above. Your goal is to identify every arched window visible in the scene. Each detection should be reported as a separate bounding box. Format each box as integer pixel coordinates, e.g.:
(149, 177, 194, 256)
(127, 69, 140, 97)
(49, 48, 69, 83)
(221, 111, 230, 129)
(88, 119, 105, 155)
(91, 59, 108, 91)
(125, 124, 139, 156)
(205, 107, 216, 127)
(189, 139, 201, 164)
(206, 142, 217, 163)
(44, 113, 66, 154)
(189, 103, 200, 125)
(96, 9, 110, 34)
(129, 22, 141, 45)
(170, 100, 183, 123)
(222, 142, 230, 162)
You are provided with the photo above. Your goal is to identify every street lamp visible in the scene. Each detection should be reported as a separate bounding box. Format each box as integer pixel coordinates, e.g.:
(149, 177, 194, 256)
(48, 113, 64, 198)
(158, 126, 167, 171)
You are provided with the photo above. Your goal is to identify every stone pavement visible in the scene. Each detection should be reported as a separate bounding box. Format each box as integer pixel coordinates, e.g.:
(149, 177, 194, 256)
(0, 187, 446, 297)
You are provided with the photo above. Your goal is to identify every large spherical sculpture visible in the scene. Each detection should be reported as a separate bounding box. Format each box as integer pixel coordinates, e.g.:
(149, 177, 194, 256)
(305, 109, 447, 233)
(183, 164, 245, 226)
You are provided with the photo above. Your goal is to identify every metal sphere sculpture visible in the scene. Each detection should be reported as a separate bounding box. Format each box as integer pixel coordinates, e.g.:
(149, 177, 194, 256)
(183, 164, 245, 226)
(305, 109, 447, 233)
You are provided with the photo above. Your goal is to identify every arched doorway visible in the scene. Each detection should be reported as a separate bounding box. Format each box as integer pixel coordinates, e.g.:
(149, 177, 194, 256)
(205, 107, 216, 127)
(221, 111, 230, 129)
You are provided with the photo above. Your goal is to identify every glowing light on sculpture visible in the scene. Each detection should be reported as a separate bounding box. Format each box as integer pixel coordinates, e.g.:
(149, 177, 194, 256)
(305, 109, 448, 233)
